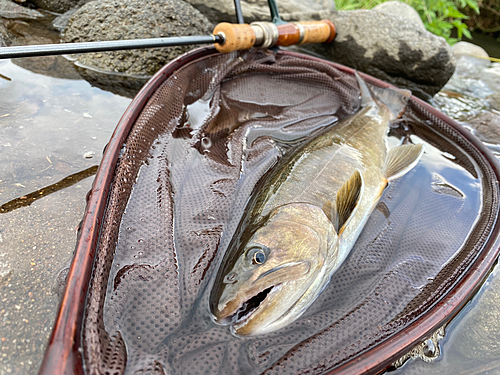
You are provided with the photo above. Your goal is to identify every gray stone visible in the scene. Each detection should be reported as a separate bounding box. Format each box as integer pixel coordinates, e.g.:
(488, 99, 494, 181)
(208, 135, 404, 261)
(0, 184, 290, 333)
(301, 10, 456, 99)
(0, 0, 45, 20)
(63, 0, 213, 77)
(373, 1, 425, 30)
(183, 0, 335, 24)
(24, 0, 90, 14)
(452, 41, 490, 67)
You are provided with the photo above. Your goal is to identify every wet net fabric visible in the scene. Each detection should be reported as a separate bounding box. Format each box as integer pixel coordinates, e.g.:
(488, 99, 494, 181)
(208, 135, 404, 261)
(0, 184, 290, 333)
(82, 49, 498, 375)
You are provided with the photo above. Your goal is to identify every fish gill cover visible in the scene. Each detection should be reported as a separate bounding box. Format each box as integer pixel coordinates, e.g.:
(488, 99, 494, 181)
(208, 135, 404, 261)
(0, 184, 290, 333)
(81, 49, 497, 375)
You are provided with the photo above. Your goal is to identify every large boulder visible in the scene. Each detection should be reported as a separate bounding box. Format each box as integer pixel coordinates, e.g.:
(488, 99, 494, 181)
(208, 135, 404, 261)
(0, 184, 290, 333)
(183, 0, 335, 23)
(63, 0, 213, 77)
(302, 9, 456, 99)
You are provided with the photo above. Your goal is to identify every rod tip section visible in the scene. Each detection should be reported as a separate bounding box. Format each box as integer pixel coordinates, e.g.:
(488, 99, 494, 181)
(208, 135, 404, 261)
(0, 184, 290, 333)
(213, 22, 256, 53)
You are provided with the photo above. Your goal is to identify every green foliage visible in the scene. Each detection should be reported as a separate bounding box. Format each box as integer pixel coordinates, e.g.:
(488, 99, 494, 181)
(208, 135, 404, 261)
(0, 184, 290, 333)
(335, 0, 480, 44)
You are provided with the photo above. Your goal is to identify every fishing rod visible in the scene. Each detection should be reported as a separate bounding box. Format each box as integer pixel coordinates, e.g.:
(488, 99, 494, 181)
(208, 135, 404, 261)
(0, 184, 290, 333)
(0, 20, 335, 59)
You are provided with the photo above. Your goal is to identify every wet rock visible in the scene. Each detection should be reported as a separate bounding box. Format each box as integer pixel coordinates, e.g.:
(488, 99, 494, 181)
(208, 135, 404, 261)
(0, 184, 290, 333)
(0, 23, 12, 46)
(465, 111, 500, 144)
(183, 0, 335, 24)
(451, 41, 490, 67)
(373, 1, 425, 30)
(24, 0, 89, 14)
(63, 0, 213, 77)
(488, 92, 500, 112)
(73, 64, 148, 98)
(0, 0, 45, 20)
(301, 10, 456, 100)
(455, 271, 500, 359)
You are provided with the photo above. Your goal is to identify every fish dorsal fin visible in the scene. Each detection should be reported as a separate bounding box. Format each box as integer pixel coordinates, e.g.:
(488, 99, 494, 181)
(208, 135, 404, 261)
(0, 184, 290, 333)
(383, 144, 424, 181)
(354, 71, 411, 119)
(333, 169, 364, 234)
(371, 86, 411, 119)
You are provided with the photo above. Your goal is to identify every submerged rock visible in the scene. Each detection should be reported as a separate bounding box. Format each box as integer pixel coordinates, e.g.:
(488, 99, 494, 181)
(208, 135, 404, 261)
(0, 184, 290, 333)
(466, 111, 500, 145)
(63, 0, 212, 77)
(183, 0, 335, 23)
(301, 9, 455, 100)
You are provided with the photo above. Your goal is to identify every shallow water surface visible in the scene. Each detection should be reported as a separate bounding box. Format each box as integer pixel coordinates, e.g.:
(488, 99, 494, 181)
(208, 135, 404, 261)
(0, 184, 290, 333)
(0, 59, 131, 374)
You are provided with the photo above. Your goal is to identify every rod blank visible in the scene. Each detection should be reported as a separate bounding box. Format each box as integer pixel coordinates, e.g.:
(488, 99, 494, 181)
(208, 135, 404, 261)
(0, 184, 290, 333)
(0, 35, 224, 60)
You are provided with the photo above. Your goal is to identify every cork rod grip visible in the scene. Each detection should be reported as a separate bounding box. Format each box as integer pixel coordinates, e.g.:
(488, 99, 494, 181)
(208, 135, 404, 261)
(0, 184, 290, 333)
(212, 20, 336, 53)
(213, 23, 256, 53)
(293, 20, 336, 45)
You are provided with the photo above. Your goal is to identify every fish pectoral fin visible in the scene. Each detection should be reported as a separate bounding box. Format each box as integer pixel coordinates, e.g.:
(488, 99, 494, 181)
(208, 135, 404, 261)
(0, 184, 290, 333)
(383, 144, 424, 182)
(333, 169, 364, 234)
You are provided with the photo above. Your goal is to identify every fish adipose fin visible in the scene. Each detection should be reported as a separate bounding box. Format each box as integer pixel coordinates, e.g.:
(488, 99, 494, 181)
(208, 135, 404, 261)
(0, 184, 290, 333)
(328, 169, 364, 234)
(354, 71, 411, 120)
(383, 144, 424, 181)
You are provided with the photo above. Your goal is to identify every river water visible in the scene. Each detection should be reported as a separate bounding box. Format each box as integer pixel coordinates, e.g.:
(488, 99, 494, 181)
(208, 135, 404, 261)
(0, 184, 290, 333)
(1, 20, 500, 375)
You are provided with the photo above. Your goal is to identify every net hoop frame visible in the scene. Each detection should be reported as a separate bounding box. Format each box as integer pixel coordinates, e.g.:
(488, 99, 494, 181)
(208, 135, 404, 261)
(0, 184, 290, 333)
(38, 46, 500, 375)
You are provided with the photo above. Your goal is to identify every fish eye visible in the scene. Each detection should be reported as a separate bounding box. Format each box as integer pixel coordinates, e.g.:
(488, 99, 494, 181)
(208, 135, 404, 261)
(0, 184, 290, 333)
(252, 250, 266, 265)
(246, 245, 269, 265)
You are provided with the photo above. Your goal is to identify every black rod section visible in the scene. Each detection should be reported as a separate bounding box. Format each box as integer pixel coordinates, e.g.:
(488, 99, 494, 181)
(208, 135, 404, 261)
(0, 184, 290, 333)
(0, 34, 223, 60)
(233, 0, 244, 24)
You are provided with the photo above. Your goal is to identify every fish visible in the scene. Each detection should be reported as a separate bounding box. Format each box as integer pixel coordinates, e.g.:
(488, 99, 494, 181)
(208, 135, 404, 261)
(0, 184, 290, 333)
(209, 72, 424, 336)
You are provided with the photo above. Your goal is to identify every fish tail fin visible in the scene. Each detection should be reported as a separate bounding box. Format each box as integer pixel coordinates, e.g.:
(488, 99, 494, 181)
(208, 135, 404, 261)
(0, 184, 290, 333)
(383, 144, 424, 181)
(354, 71, 411, 120)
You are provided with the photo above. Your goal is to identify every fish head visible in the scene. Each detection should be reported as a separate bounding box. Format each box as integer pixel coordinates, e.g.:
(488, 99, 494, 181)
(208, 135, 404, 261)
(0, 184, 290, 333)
(211, 203, 337, 336)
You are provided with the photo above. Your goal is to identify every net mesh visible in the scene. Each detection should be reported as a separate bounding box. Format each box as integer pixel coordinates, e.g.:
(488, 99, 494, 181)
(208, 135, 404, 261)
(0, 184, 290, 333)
(81, 49, 498, 375)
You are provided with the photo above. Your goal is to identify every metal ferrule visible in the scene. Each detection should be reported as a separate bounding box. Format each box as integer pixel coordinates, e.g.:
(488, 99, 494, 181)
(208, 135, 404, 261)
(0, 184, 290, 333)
(250, 22, 279, 49)
(292, 22, 305, 44)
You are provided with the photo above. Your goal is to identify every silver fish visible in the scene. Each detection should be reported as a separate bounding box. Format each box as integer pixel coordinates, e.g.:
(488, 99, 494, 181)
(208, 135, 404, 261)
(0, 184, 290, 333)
(209, 72, 424, 336)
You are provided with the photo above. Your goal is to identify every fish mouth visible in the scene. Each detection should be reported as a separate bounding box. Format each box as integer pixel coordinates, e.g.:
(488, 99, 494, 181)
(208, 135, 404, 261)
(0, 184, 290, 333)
(230, 284, 282, 326)
(214, 261, 310, 327)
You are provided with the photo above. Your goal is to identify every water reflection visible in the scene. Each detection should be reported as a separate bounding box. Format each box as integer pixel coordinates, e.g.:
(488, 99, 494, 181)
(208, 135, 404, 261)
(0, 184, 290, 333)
(0, 60, 131, 375)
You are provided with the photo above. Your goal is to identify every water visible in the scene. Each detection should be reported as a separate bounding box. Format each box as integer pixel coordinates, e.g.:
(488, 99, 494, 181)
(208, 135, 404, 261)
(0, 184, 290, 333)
(0, 59, 131, 374)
